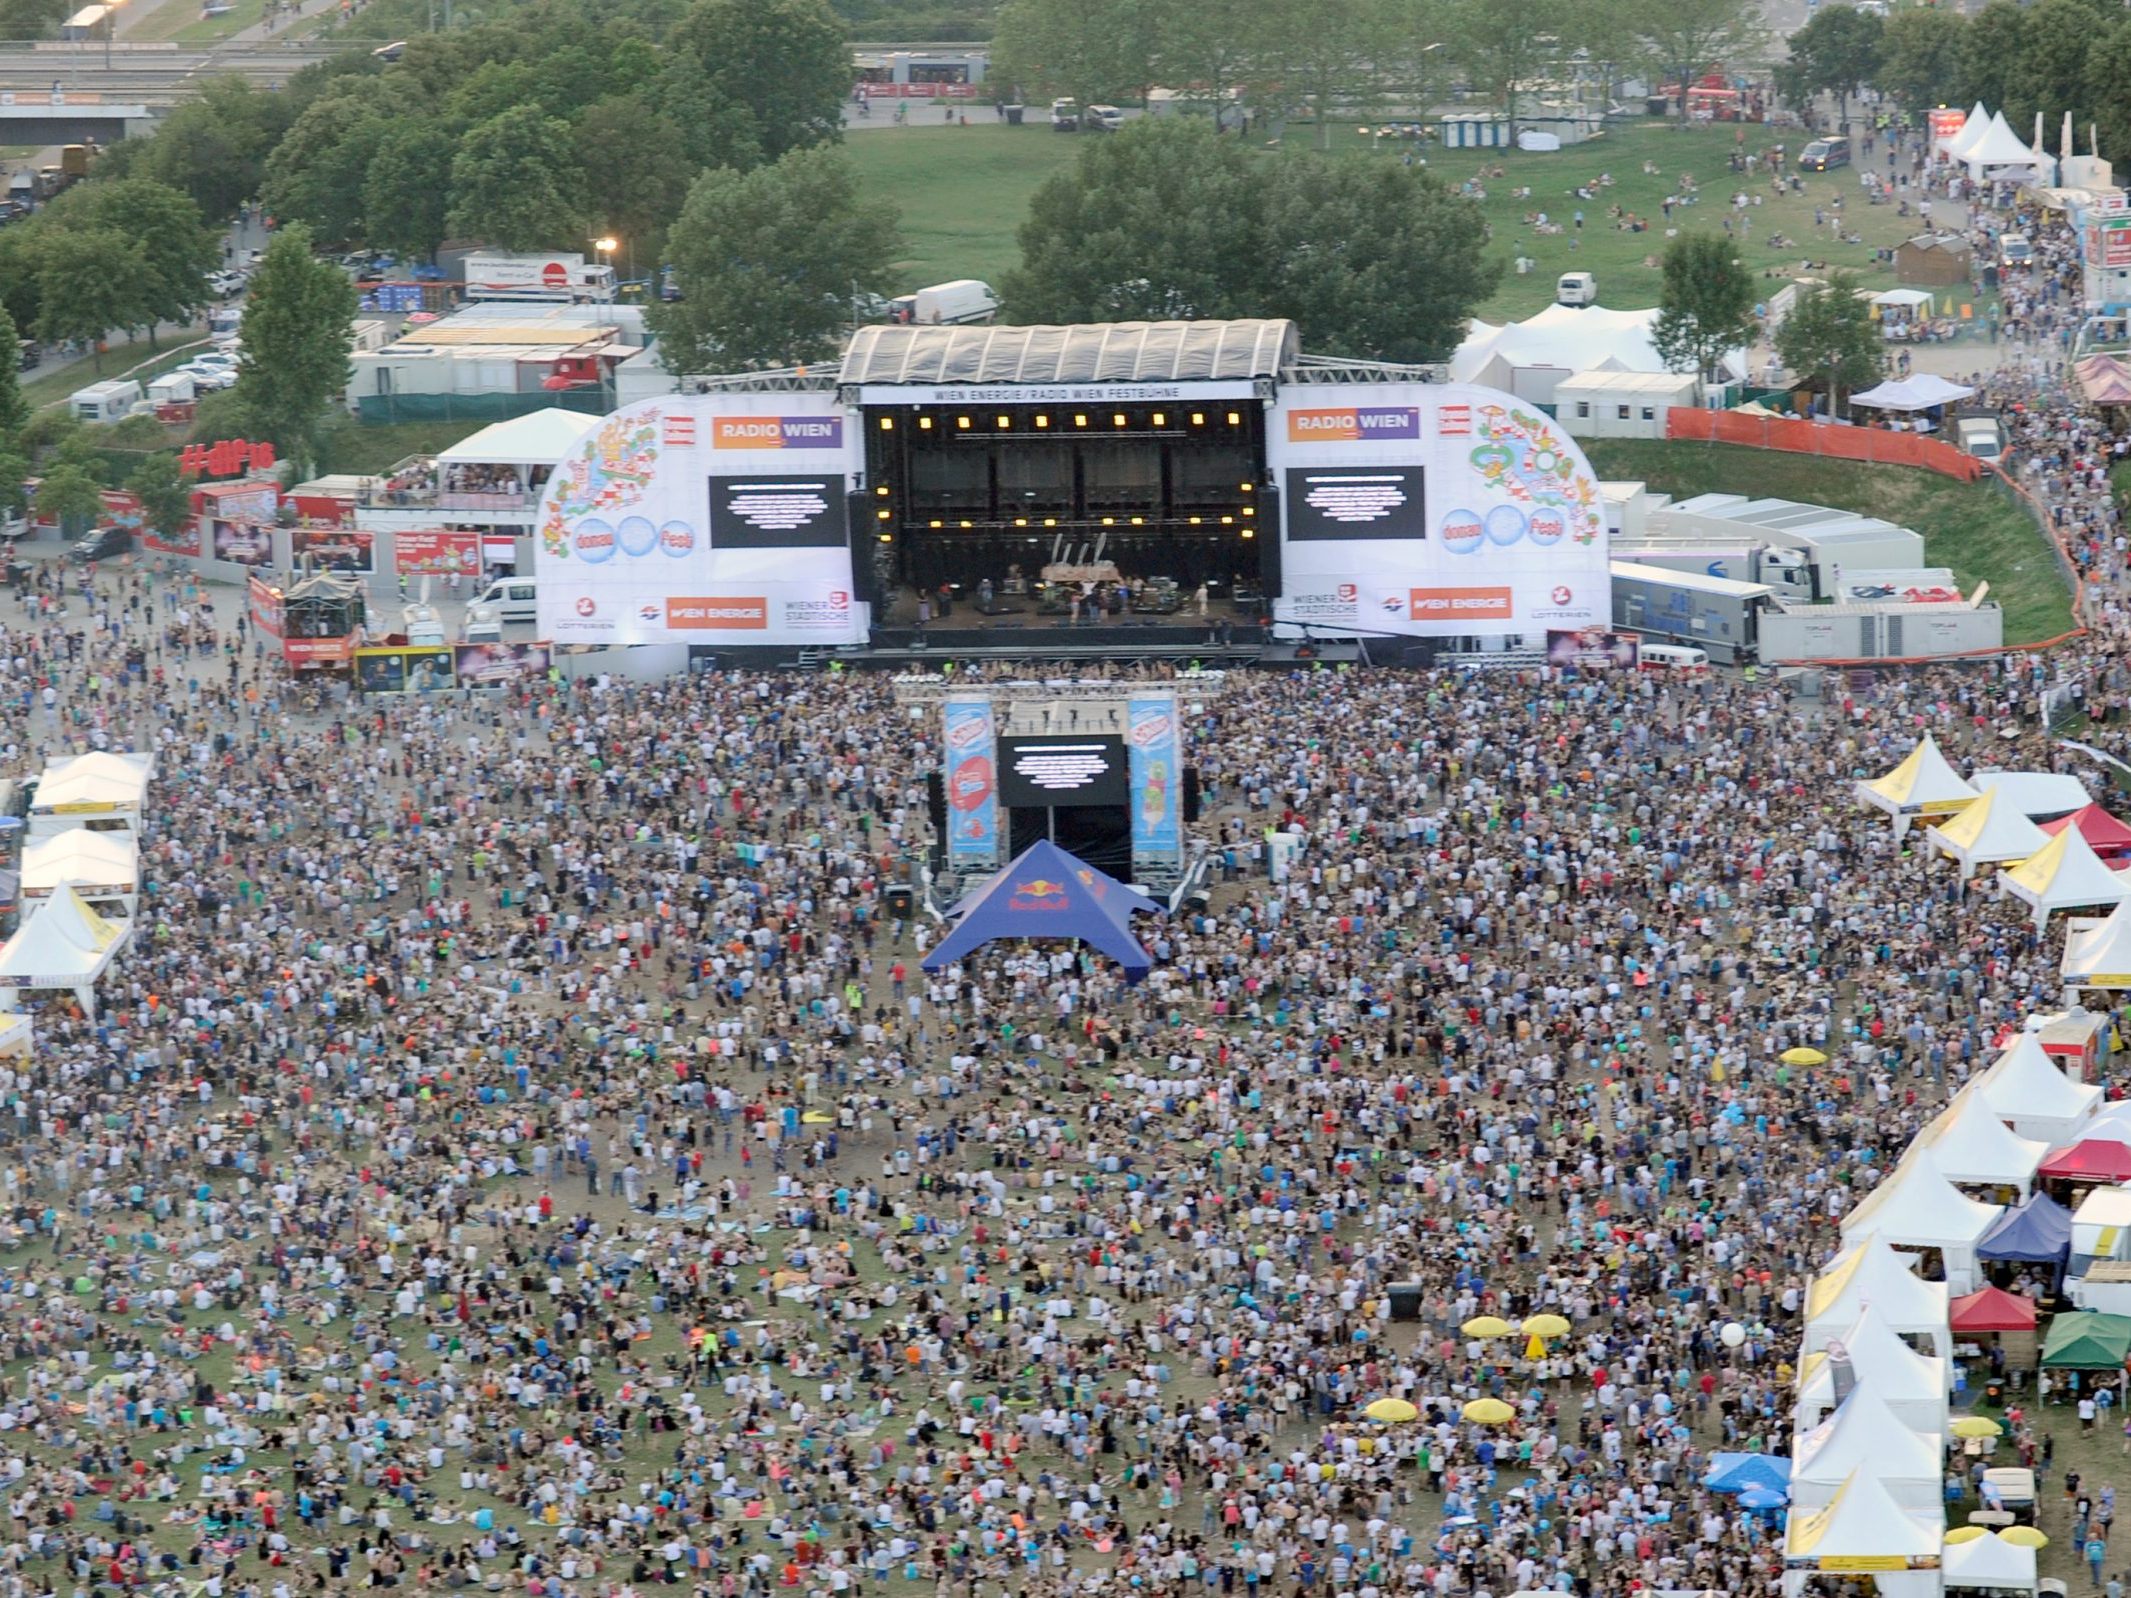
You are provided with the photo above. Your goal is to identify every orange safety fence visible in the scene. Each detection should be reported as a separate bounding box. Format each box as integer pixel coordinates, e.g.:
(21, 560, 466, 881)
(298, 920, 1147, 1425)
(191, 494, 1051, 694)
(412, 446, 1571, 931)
(1664, 407, 1986, 481)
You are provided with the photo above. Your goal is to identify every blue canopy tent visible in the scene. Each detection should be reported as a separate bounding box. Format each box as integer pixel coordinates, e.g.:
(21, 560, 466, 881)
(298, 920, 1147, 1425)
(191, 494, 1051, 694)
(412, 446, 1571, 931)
(921, 840, 1158, 983)
(1977, 1190, 2072, 1288)
(1702, 1453, 1790, 1495)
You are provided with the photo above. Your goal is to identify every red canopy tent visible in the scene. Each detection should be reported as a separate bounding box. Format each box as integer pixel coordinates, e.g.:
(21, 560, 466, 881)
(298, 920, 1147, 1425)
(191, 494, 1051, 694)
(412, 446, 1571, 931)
(2040, 803, 2131, 861)
(1951, 1285, 2039, 1333)
(2038, 1138, 2131, 1182)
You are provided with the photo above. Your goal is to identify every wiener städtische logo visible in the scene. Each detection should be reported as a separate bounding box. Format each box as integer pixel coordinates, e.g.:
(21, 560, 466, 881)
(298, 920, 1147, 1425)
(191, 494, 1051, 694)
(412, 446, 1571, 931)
(1285, 407, 1421, 443)
(712, 416, 845, 450)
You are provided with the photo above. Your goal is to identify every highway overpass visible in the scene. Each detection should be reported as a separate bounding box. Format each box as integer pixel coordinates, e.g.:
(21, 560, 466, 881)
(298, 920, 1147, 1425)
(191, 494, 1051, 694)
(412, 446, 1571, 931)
(0, 40, 341, 111)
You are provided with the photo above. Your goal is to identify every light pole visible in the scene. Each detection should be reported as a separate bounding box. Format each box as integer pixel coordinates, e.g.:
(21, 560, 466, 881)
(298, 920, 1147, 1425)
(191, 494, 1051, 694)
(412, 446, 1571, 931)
(592, 233, 620, 293)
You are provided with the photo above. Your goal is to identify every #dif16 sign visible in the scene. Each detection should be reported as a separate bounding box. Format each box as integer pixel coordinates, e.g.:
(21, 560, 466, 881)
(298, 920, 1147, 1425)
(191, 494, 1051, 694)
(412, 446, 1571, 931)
(180, 439, 277, 478)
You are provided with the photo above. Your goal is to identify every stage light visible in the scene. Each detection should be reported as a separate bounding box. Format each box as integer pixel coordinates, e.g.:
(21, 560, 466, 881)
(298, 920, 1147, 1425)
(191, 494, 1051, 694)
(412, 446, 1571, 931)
(1191, 412, 1204, 425)
(877, 509, 891, 521)
(1112, 413, 1126, 427)
(1034, 415, 1050, 429)
(1189, 516, 1202, 525)
(1226, 412, 1241, 425)
(1074, 414, 1088, 427)
(878, 416, 894, 431)
(996, 415, 1011, 429)
(1102, 517, 1115, 526)
(918, 416, 933, 430)
(876, 484, 889, 496)
(1241, 505, 1253, 517)
(1043, 518, 1057, 527)
(1130, 516, 1143, 525)
(956, 416, 971, 430)
(1014, 518, 1028, 527)
(1240, 482, 1253, 493)
(1240, 528, 1254, 539)
(960, 520, 973, 528)
(929, 519, 943, 528)
(1220, 515, 1234, 524)
(1151, 412, 1166, 426)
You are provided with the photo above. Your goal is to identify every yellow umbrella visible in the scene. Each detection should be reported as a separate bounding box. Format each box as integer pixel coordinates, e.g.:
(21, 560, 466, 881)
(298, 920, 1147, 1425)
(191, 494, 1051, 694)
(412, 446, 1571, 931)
(1461, 1397, 1515, 1424)
(1949, 1416, 2003, 1438)
(801, 1111, 835, 1125)
(1520, 1314, 1572, 1338)
(1943, 1527, 1987, 1545)
(1461, 1315, 1513, 1339)
(1364, 1397, 1418, 1424)
(1780, 1047, 1828, 1066)
(1999, 1527, 2048, 1549)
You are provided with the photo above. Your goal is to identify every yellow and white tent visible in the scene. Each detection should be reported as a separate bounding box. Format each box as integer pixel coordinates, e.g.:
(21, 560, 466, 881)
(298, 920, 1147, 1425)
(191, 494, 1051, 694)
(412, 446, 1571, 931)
(0, 885, 126, 1016)
(1998, 822, 2130, 930)
(2063, 898, 2131, 989)
(1926, 788, 2049, 876)
(1856, 734, 1978, 836)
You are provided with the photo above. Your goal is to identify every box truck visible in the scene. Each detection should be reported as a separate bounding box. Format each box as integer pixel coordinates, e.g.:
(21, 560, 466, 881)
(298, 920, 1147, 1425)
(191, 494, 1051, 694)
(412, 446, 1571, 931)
(887, 279, 999, 326)
(1610, 560, 1773, 664)
(1612, 541, 1814, 598)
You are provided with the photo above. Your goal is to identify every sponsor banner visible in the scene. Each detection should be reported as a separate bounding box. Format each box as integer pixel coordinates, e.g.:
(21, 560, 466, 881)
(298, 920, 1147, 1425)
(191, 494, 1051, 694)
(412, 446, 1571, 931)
(453, 641, 552, 688)
(855, 381, 1256, 407)
(1546, 627, 1640, 670)
(247, 576, 284, 639)
(283, 636, 356, 668)
(395, 529, 482, 578)
(1127, 693, 1182, 864)
(354, 646, 455, 694)
(942, 695, 1000, 868)
(213, 521, 273, 567)
(1270, 381, 1610, 637)
(535, 396, 862, 646)
(291, 525, 374, 574)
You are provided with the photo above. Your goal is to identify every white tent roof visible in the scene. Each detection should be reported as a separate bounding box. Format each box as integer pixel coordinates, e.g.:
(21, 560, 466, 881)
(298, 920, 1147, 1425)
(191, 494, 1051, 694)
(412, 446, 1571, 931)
(2064, 901, 2131, 987)
(1975, 1031, 2104, 1132)
(1999, 822, 2131, 929)
(1804, 1234, 1951, 1348)
(0, 886, 125, 987)
(1926, 788, 2049, 874)
(1791, 1389, 1944, 1514)
(435, 408, 600, 468)
(1942, 1530, 2037, 1594)
(1856, 735, 1978, 822)
(1917, 1084, 2048, 1189)
(1964, 111, 2046, 171)
(1784, 1467, 1945, 1561)
(30, 750, 152, 814)
(1448, 303, 1745, 384)
(1851, 373, 1974, 410)
(20, 829, 138, 896)
(1940, 103, 1989, 154)
(1795, 1304, 1949, 1433)
(1841, 1144, 2003, 1253)
(1972, 770, 2092, 818)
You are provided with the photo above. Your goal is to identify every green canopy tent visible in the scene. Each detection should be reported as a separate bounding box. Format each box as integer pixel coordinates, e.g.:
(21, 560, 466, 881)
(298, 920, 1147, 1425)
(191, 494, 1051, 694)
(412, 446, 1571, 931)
(2041, 1309, 2131, 1368)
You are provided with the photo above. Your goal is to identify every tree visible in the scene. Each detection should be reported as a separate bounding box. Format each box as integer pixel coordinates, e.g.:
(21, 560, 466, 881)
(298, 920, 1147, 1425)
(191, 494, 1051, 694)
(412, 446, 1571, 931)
(261, 85, 399, 245)
(1264, 0, 1398, 147)
(34, 464, 105, 534)
(37, 230, 148, 367)
(573, 97, 697, 270)
(234, 224, 357, 469)
(1146, 0, 1283, 130)
(2087, 18, 2131, 171)
(1653, 233, 1755, 394)
(131, 79, 297, 223)
(991, 0, 1159, 109)
(1449, 0, 1569, 137)
(668, 0, 852, 162)
(0, 308, 27, 446)
(448, 104, 583, 250)
(0, 452, 27, 522)
(125, 452, 195, 544)
(1258, 158, 1499, 361)
(650, 147, 899, 371)
(1875, 7, 1967, 114)
(47, 179, 218, 342)
(1774, 272, 1881, 414)
(364, 120, 457, 263)
(1779, 5, 1883, 129)
(1634, 0, 1765, 121)
(1003, 119, 1266, 322)
(2005, 0, 2097, 148)
(1957, 2, 2028, 130)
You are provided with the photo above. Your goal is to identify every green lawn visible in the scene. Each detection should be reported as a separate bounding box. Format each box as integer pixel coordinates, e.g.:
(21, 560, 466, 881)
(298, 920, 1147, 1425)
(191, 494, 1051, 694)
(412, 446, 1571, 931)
(124, 0, 269, 44)
(846, 119, 1938, 319)
(1582, 439, 2074, 646)
(19, 332, 213, 412)
(313, 416, 487, 474)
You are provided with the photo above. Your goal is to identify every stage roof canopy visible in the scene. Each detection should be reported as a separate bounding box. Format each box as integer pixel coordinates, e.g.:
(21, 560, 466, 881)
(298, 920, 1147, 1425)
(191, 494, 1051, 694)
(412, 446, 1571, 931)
(841, 319, 1299, 387)
(922, 840, 1157, 982)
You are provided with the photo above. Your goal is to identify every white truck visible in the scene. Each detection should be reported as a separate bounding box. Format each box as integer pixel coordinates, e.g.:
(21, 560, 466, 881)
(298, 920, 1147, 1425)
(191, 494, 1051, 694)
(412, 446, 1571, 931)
(888, 279, 1000, 326)
(69, 379, 143, 424)
(461, 251, 617, 304)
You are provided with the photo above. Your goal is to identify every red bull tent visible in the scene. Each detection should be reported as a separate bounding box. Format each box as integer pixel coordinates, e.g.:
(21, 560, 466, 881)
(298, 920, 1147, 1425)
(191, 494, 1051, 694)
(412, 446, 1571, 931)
(922, 840, 1157, 982)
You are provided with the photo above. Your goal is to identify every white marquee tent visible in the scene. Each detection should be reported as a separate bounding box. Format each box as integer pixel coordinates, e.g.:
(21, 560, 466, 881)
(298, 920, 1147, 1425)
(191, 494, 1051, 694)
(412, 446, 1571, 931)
(1850, 373, 1976, 412)
(1790, 1389, 1945, 1515)
(1794, 1305, 1949, 1434)
(435, 407, 600, 472)
(0, 886, 126, 1015)
(1975, 1030, 2103, 1144)
(1804, 1235, 1952, 1362)
(1999, 822, 2131, 930)
(1856, 735, 1978, 836)
(2062, 899, 2131, 989)
(1942, 1529, 2037, 1596)
(1916, 1084, 2047, 1192)
(1938, 102, 1990, 155)
(1839, 1144, 2002, 1292)
(1927, 788, 2049, 876)
(26, 749, 153, 842)
(21, 828, 139, 916)
(1957, 111, 2052, 183)
(1449, 303, 1748, 390)
(1781, 1468, 1944, 1598)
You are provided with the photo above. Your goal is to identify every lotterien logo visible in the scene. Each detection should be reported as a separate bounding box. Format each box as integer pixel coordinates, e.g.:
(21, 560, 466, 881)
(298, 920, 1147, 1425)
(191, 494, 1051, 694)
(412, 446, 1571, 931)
(1285, 407, 1420, 442)
(713, 416, 845, 449)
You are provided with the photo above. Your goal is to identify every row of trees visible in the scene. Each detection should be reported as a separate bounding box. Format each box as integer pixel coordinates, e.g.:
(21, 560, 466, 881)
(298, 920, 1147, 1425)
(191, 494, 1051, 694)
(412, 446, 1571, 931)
(1784, 0, 2131, 160)
(992, 0, 1765, 144)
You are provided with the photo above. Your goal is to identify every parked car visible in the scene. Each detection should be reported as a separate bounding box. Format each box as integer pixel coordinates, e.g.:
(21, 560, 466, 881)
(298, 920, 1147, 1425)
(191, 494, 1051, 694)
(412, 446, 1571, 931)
(69, 525, 133, 563)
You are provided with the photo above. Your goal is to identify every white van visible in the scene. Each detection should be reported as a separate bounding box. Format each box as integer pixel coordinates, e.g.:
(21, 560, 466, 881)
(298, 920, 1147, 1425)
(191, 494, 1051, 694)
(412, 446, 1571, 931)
(1640, 642, 1711, 673)
(472, 577, 537, 623)
(70, 379, 143, 424)
(1956, 416, 2004, 462)
(1556, 271, 1597, 308)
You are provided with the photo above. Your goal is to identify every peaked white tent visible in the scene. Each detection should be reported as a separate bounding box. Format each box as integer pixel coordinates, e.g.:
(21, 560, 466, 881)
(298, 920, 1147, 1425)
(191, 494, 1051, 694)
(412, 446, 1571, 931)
(1975, 1030, 2103, 1144)
(20, 829, 139, 916)
(1971, 770, 2093, 819)
(0, 886, 126, 1015)
(435, 407, 600, 471)
(1840, 1144, 2002, 1292)
(27, 749, 153, 843)
(1998, 822, 2131, 930)
(1856, 735, 1978, 837)
(1960, 112, 2050, 182)
(1781, 1468, 1945, 1598)
(1926, 788, 2049, 875)
(2061, 900, 2131, 989)
(1938, 102, 1989, 155)
(1804, 1235, 1952, 1362)
(1791, 1389, 1944, 1515)
(1449, 303, 1749, 388)
(1942, 1530, 2037, 1596)
(1918, 1084, 2047, 1192)
(1851, 374, 1976, 411)
(1794, 1305, 1949, 1434)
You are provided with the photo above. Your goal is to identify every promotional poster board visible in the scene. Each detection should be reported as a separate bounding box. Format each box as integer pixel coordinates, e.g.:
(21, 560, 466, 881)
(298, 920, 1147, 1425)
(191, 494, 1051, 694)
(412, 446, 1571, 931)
(1546, 627, 1639, 669)
(354, 646, 455, 694)
(247, 577, 285, 640)
(291, 526, 375, 574)
(534, 396, 863, 647)
(1127, 693, 1182, 865)
(395, 530, 483, 578)
(942, 695, 1001, 868)
(453, 642, 552, 688)
(1268, 383, 1610, 638)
